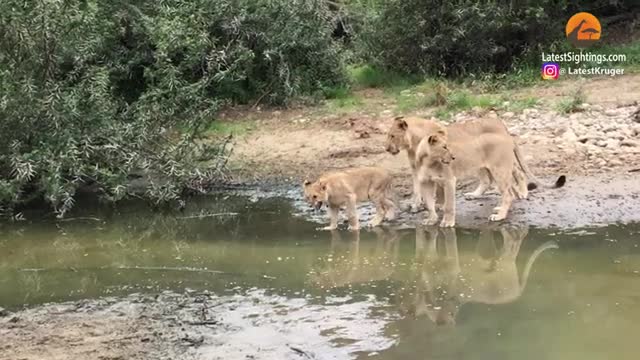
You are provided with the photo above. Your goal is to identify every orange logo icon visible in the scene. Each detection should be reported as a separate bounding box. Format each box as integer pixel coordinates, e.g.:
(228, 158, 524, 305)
(566, 12, 601, 48)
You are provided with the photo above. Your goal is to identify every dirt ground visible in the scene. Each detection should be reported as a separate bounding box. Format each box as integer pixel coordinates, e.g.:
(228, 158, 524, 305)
(221, 73, 640, 228)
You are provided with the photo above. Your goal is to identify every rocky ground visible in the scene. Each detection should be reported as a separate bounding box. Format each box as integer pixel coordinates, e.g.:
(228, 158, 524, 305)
(0, 291, 395, 360)
(222, 74, 640, 229)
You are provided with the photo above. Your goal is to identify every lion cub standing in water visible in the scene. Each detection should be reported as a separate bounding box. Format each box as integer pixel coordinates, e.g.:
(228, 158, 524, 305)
(303, 167, 398, 230)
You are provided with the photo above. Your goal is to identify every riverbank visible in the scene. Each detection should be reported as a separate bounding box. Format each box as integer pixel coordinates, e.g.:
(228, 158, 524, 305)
(212, 74, 640, 229)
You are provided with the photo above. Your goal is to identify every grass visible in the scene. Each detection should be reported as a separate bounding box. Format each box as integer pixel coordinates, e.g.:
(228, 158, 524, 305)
(555, 87, 586, 114)
(502, 96, 540, 113)
(206, 121, 254, 136)
(348, 64, 421, 89)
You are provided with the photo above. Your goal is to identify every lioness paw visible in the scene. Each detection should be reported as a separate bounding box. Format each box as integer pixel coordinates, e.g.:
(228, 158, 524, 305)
(439, 218, 455, 228)
(425, 215, 439, 226)
(489, 214, 506, 222)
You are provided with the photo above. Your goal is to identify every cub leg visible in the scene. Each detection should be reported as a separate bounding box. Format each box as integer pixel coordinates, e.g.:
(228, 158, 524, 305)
(345, 194, 360, 230)
(369, 197, 386, 227)
(420, 180, 439, 225)
(489, 170, 514, 222)
(464, 169, 492, 199)
(440, 177, 457, 227)
(323, 205, 340, 230)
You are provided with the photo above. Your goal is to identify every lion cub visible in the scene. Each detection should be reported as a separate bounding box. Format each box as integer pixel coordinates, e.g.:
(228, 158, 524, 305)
(303, 167, 397, 230)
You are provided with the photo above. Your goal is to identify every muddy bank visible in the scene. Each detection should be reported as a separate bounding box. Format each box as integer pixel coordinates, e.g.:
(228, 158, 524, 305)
(281, 173, 639, 229)
(0, 291, 396, 360)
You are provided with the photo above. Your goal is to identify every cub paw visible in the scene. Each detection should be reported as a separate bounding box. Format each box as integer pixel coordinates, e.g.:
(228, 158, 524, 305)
(489, 214, 505, 222)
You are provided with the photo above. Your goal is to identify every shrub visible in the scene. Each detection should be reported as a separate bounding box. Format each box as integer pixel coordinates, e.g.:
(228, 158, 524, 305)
(360, 0, 566, 77)
(0, 0, 344, 216)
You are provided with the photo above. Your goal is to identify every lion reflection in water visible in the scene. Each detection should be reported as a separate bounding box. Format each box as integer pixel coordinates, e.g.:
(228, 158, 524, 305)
(308, 227, 400, 288)
(405, 226, 558, 325)
(308, 226, 558, 326)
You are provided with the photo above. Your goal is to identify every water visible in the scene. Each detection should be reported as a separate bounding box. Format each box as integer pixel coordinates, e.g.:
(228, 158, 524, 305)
(1, 194, 640, 359)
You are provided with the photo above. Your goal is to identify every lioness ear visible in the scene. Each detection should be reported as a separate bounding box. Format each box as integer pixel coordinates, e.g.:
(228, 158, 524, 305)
(437, 128, 447, 137)
(303, 180, 312, 187)
(397, 119, 408, 130)
(428, 135, 439, 145)
(321, 184, 327, 191)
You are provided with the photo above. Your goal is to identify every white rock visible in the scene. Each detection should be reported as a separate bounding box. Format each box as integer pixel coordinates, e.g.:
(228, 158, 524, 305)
(604, 109, 618, 117)
(605, 139, 620, 148)
(562, 129, 578, 142)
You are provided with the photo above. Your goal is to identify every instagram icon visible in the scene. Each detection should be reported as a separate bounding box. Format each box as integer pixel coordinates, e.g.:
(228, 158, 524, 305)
(541, 62, 560, 80)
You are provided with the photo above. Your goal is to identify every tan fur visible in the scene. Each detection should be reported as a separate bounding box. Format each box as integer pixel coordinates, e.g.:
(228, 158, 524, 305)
(385, 116, 447, 211)
(303, 167, 397, 230)
(411, 227, 557, 325)
(415, 131, 519, 227)
(385, 117, 528, 211)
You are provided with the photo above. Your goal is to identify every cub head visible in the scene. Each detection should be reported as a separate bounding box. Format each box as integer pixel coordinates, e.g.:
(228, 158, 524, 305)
(385, 117, 409, 155)
(303, 179, 327, 210)
(424, 134, 455, 165)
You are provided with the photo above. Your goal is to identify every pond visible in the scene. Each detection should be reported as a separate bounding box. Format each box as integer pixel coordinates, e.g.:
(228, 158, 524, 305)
(1, 194, 640, 359)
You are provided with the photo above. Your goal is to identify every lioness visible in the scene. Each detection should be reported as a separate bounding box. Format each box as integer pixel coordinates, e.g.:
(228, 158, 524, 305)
(415, 132, 565, 227)
(385, 117, 447, 211)
(303, 167, 397, 230)
(385, 116, 529, 211)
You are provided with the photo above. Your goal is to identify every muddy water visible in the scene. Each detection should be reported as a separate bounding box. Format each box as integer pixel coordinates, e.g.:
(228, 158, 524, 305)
(1, 194, 640, 360)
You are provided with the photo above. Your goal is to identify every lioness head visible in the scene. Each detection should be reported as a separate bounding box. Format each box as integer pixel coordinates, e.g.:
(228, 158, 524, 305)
(385, 117, 409, 155)
(423, 134, 455, 165)
(303, 179, 326, 210)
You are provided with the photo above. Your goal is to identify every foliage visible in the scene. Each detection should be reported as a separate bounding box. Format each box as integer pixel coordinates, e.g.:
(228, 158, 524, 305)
(0, 0, 344, 216)
(360, 0, 568, 77)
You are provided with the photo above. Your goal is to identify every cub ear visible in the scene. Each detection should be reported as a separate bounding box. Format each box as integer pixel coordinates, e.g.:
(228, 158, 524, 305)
(437, 128, 447, 137)
(397, 119, 408, 130)
(303, 180, 312, 187)
(428, 135, 439, 145)
(321, 184, 327, 191)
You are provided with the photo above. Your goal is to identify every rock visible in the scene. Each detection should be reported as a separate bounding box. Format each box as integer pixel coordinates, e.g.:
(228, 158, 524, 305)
(562, 129, 578, 142)
(596, 140, 607, 147)
(0, 307, 8, 317)
(604, 109, 618, 117)
(578, 103, 591, 111)
(591, 104, 604, 112)
(381, 110, 393, 116)
(605, 139, 620, 148)
(400, 89, 412, 96)
(488, 111, 498, 119)
(621, 140, 639, 147)
(609, 159, 623, 166)
(503, 111, 515, 118)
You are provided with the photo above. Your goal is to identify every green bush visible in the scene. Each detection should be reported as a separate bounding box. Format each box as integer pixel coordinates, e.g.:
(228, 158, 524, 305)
(359, 0, 566, 77)
(0, 0, 345, 216)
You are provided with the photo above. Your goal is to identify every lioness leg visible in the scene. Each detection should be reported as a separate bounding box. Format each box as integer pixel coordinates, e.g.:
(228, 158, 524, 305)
(464, 169, 492, 199)
(420, 180, 439, 225)
(511, 168, 528, 200)
(345, 194, 360, 230)
(440, 178, 457, 227)
(488, 170, 514, 222)
(410, 166, 424, 212)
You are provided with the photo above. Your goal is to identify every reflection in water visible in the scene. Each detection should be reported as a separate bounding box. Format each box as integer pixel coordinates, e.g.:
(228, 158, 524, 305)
(309, 228, 399, 288)
(308, 225, 559, 326)
(407, 225, 558, 326)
